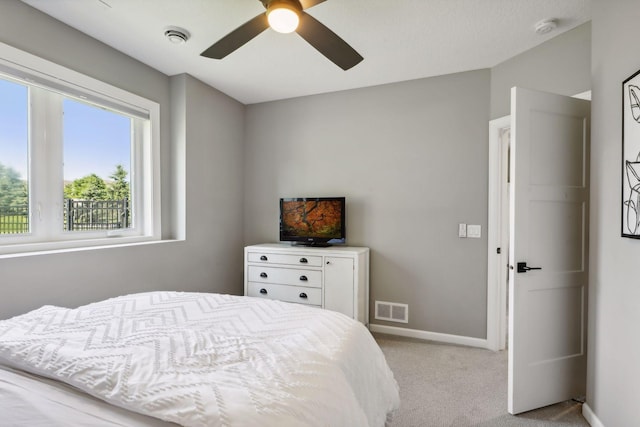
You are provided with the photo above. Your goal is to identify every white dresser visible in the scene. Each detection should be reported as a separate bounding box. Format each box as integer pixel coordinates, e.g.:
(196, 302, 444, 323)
(244, 243, 370, 325)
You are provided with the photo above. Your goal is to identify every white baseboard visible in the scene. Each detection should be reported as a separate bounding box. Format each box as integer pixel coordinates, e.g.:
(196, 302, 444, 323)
(582, 403, 604, 427)
(369, 324, 489, 349)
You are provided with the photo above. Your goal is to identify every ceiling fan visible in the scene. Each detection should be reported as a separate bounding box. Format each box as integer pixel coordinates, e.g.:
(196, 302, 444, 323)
(200, 0, 363, 70)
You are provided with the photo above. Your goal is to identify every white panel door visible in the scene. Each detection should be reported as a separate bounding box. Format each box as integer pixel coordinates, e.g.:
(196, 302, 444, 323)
(508, 87, 590, 414)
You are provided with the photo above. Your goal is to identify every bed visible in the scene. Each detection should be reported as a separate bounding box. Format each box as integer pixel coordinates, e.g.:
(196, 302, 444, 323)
(0, 291, 399, 426)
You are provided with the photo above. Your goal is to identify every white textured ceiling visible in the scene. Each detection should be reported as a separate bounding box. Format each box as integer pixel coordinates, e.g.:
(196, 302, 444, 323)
(21, 0, 591, 105)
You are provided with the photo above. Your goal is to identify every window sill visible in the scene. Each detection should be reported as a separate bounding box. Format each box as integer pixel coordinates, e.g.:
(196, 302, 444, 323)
(0, 237, 183, 259)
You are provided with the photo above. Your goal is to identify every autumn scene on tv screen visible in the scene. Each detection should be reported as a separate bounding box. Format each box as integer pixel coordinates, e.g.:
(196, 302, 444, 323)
(282, 200, 343, 238)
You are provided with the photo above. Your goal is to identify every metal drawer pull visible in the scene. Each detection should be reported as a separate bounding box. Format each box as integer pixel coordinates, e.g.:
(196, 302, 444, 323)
(299, 275, 308, 281)
(299, 292, 308, 299)
(299, 257, 308, 263)
(260, 255, 268, 261)
(260, 272, 268, 278)
(259, 288, 267, 294)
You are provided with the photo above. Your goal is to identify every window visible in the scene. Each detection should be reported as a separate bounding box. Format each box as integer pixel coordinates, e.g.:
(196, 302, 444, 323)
(63, 98, 133, 232)
(0, 79, 28, 236)
(0, 42, 160, 254)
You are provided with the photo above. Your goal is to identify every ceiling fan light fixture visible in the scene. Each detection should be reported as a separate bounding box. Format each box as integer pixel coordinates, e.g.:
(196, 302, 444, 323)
(267, 0, 301, 34)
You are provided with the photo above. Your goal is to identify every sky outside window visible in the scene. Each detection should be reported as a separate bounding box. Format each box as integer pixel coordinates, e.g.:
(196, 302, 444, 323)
(63, 98, 131, 182)
(0, 78, 28, 181)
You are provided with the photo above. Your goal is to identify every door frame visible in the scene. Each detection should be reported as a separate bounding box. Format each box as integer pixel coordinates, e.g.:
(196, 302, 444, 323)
(486, 115, 510, 351)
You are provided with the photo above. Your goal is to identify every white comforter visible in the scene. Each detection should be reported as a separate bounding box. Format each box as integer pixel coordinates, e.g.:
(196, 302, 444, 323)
(0, 292, 399, 427)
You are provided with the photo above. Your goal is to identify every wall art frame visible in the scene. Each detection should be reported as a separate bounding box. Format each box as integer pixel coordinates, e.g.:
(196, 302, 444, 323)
(622, 68, 640, 238)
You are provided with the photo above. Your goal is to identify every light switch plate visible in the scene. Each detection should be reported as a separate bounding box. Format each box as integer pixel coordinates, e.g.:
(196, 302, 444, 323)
(467, 224, 481, 238)
(458, 223, 467, 238)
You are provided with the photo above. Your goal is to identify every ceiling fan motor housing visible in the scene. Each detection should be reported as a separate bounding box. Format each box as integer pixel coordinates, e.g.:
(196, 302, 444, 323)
(262, 0, 303, 13)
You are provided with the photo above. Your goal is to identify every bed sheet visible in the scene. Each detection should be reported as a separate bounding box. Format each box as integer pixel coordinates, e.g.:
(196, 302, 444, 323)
(0, 364, 177, 426)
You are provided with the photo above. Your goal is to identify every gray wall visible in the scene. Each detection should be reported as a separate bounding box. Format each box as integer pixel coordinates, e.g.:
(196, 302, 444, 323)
(588, 1, 640, 425)
(491, 23, 592, 119)
(0, 1, 245, 319)
(178, 73, 246, 291)
(244, 70, 492, 338)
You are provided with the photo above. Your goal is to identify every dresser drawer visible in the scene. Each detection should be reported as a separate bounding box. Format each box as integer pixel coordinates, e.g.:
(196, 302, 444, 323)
(247, 282, 322, 306)
(247, 265, 322, 288)
(247, 252, 323, 267)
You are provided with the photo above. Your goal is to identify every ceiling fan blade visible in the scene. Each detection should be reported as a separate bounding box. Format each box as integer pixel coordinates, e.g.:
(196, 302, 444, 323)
(299, 0, 327, 10)
(201, 13, 269, 59)
(296, 12, 363, 70)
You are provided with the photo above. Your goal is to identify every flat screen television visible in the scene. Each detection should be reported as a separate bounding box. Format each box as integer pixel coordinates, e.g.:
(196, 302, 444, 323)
(279, 197, 346, 246)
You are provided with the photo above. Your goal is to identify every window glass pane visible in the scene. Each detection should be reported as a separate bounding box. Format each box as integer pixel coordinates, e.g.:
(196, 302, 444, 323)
(63, 98, 132, 231)
(0, 78, 29, 235)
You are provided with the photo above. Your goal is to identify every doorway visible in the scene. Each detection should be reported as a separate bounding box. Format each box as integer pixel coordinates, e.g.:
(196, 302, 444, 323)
(486, 115, 510, 351)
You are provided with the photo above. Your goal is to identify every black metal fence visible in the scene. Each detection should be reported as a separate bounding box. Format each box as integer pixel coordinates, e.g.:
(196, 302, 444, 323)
(0, 199, 129, 234)
(65, 199, 129, 231)
(0, 205, 29, 234)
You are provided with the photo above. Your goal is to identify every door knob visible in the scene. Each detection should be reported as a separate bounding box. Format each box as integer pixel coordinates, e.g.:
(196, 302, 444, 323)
(517, 262, 542, 273)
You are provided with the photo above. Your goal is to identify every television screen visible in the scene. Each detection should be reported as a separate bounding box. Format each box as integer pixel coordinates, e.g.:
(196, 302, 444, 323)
(279, 197, 346, 246)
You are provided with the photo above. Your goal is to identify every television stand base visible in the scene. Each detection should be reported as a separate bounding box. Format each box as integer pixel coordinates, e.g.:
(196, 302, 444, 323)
(292, 242, 332, 248)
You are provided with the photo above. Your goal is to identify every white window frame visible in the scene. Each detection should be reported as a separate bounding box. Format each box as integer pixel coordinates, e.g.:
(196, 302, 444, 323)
(0, 42, 161, 255)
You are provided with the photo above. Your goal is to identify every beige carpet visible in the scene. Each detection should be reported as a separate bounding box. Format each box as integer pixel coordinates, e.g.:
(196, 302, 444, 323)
(374, 334, 589, 427)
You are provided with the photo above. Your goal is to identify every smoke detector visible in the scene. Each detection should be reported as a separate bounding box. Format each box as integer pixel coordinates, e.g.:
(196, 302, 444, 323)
(534, 19, 557, 35)
(164, 27, 190, 44)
